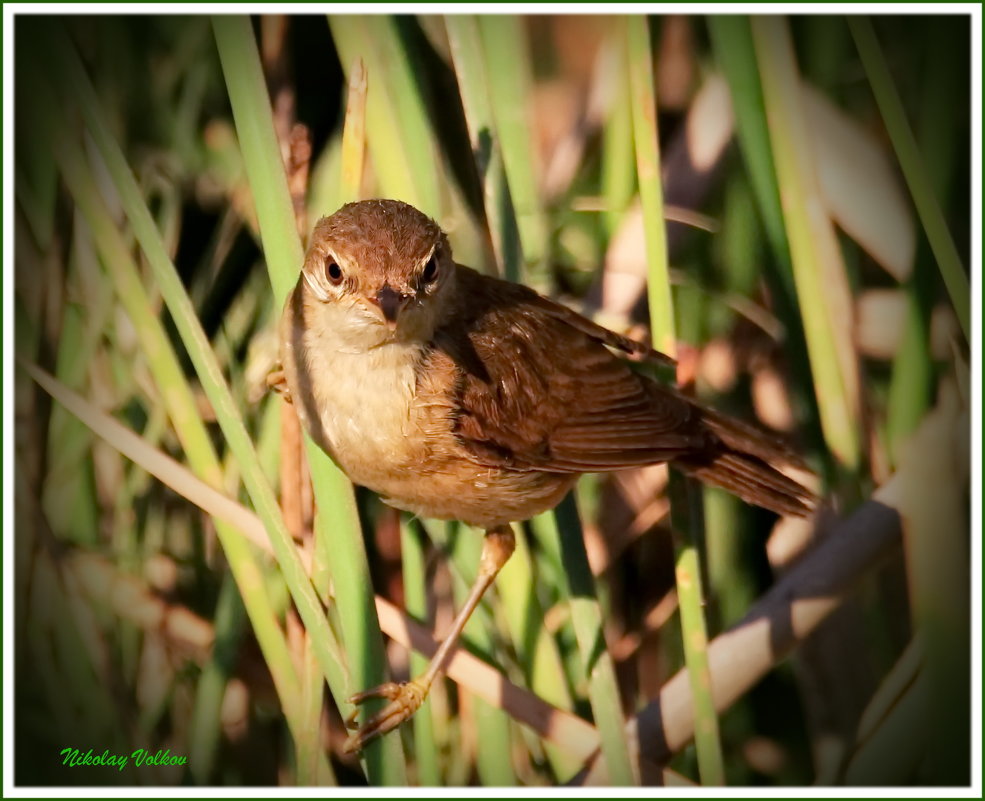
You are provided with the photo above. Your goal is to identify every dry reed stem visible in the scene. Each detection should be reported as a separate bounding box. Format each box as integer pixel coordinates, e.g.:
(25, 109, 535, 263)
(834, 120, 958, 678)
(581, 491, 904, 783)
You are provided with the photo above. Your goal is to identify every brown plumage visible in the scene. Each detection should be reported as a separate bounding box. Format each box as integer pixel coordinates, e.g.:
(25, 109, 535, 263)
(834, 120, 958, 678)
(277, 199, 816, 751)
(427, 265, 814, 518)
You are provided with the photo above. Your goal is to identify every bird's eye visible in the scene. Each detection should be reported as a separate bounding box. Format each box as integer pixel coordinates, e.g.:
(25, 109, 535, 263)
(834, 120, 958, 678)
(421, 254, 439, 285)
(326, 261, 344, 285)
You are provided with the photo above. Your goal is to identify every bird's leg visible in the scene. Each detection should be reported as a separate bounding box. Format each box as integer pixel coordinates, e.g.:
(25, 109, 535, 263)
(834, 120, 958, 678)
(342, 524, 516, 753)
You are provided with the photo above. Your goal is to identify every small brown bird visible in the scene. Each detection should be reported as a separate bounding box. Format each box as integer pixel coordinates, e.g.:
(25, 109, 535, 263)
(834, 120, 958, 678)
(278, 199, 815, 752)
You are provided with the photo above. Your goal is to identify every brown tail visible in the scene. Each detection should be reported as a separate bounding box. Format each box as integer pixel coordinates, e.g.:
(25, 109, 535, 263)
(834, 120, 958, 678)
(673, 404, 817, 518)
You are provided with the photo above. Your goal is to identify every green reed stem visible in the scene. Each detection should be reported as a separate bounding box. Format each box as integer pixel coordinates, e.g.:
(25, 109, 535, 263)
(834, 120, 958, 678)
(628, 16, 724, 785)
(542, 497, 637, 785)
(445, 14, 520, 280)
(189, 574, 246, 783)
(400, 520, 441, 786)
(627, 17, 674, 356)
(40, 23, 359, 780)
(477, 15, 550, 286)
(848, 17, 969, 340)
(751, 16, 862, 471)
(29, 40, 311, 748)
(214, 16, 406, 783)
(329, 15, 442, 217)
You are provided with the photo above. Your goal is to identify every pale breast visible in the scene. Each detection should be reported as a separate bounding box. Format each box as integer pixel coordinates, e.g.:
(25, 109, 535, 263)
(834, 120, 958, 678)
(305, 335, 426, 487)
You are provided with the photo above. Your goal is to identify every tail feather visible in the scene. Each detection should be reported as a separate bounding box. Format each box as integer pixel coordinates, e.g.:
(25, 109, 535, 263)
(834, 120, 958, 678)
(675, 451, 815, 517)
(674, 401, 817, 518)
(695, 403, 812, 472)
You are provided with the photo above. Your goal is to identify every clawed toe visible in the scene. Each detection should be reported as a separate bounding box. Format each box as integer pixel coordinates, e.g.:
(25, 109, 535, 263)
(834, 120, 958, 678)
(266, 368, 292, 403)
(342, 682, 402, 731)
(342, 679, 429, 753)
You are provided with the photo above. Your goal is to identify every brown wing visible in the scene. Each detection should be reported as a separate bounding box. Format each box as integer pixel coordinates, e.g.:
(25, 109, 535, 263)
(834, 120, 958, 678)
(429, 266, 707, 474)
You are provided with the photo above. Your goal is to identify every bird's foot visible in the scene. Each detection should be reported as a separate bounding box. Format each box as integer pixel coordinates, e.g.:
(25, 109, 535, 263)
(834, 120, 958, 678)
(342, 677, 431, 753)
(266, 368, 292, 404)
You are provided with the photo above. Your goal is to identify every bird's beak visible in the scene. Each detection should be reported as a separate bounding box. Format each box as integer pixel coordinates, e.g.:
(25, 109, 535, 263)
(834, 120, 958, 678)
(372, 285, 412, 329)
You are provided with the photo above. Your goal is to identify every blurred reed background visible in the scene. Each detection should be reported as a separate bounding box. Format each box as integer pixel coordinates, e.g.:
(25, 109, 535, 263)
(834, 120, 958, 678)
(13, 12, 972, 788)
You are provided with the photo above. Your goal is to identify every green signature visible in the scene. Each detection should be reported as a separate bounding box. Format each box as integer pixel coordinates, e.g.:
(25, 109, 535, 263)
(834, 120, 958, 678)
(60, 747, 188, 772)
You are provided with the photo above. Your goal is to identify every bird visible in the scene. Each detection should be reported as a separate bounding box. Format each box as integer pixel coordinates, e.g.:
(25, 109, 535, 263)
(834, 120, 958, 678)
(275, 198, 816, 753)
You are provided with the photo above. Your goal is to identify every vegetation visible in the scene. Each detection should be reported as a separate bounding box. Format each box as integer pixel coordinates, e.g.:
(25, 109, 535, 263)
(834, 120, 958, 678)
(14, 14, 971, 787)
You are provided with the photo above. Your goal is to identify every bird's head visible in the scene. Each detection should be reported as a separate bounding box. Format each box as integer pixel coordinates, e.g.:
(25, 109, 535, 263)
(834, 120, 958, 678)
(297, 199, 456, 349)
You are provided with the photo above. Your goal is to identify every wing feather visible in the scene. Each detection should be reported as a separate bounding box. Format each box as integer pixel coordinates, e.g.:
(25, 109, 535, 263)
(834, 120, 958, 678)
(427, 266, 705, 474)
